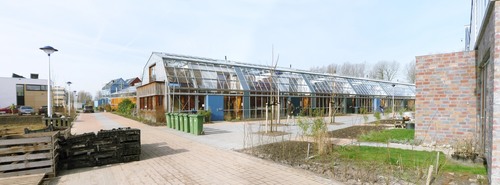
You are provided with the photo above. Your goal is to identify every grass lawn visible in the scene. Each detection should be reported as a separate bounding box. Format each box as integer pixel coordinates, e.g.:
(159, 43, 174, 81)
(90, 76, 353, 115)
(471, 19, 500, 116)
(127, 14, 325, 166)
(358, 128, 414, 143)
(336, 146, 487, 175)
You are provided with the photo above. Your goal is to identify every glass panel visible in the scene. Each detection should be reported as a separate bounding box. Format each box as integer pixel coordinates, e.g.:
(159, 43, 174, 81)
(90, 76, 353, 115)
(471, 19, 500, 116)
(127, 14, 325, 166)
(303, 74, 356, 94)
(379, 83, 415, 97)
(16, 84, 24, 96)
(348, 79, 387, 96)
(165, 59, 240, 90)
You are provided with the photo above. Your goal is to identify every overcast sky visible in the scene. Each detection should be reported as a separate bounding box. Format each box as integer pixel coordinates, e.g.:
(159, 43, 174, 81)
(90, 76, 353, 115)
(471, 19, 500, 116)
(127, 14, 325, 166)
(0, 0, 470, 96)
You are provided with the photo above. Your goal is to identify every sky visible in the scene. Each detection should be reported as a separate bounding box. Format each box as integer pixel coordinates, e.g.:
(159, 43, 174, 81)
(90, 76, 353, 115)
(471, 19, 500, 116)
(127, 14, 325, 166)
(0, 0, 471, 97)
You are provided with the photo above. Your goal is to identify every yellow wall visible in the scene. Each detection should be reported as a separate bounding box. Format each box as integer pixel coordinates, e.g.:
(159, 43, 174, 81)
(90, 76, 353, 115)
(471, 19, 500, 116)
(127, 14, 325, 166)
(24, 90, 47, 112)
(110, 97, 136, 110)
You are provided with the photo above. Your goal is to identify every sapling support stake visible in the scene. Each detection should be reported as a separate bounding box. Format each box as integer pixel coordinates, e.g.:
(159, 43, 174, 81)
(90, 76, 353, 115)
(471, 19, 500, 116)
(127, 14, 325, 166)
(435, 152, 440, 175)
(426, 165, 434, 185)
(306, 142, 311, 159)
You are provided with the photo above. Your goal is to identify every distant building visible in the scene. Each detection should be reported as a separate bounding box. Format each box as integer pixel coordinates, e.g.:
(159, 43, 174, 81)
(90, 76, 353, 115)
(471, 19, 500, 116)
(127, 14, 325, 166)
(125, 77, 141, 87)
(0, 74, 47, 112)
(102, 78, 129, 95)
(53, 86, 67, 108)
(97, 77, 140, 109)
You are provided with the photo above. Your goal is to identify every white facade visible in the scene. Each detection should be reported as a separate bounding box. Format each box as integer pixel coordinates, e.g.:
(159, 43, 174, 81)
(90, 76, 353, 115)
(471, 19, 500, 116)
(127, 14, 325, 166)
(53, 86, 67, 107)
(0, 77, 47, 108)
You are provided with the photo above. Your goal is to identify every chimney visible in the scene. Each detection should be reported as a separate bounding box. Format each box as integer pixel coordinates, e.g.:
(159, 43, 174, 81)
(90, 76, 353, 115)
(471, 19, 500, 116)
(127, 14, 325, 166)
(30, 73, 39, 79)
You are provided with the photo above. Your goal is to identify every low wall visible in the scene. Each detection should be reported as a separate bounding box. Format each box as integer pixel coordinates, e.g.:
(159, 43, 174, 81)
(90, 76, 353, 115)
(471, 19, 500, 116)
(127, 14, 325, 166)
(0, 115, 42, 124)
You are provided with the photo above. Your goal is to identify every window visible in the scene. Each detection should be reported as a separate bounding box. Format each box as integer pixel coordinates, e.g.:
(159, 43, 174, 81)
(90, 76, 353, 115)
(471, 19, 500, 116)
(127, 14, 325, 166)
(149, 64, 156, 82)
(26, 84, 47, 91)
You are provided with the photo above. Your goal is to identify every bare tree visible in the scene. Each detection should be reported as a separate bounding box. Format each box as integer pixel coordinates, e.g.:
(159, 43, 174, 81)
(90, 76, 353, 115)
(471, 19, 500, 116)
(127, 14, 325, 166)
(94, 91, 103, 101)
(310, 62, 367, 78)
(77, 91, 93, 106)
(310, 64, 338, 74)
(369, 60, 400, 81)
(339, 62, 366, 78)
(405, 60, 416, 84)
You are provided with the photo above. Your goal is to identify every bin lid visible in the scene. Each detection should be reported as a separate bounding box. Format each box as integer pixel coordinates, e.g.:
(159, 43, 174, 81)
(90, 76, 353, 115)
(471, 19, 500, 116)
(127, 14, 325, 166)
(188, 114, 204, 117)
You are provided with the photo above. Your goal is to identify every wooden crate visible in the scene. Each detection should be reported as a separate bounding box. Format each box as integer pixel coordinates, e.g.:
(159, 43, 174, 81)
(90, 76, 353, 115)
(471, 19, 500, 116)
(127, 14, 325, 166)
(0, 130, 67, 178)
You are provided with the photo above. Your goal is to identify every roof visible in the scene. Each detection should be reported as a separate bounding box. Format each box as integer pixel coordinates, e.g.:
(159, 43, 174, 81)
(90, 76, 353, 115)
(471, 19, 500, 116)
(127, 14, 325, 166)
(146, 52, 416, 97)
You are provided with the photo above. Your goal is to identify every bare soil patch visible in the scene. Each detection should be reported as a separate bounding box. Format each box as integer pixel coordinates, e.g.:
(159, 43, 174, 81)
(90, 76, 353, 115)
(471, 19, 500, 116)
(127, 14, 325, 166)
(328, 125, 389, 139)
(253, 131, 290, 137)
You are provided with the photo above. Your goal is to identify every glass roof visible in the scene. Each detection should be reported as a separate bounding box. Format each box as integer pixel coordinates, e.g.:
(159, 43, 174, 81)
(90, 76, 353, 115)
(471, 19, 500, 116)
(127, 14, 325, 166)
(153, 52, 415, 97)
(347, 78, 387, 96)
(302, 74, 357, 95)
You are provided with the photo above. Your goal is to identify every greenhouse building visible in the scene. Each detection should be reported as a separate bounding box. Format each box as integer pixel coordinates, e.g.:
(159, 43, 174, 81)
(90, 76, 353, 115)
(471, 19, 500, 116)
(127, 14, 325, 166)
(136, 52, 415, 121)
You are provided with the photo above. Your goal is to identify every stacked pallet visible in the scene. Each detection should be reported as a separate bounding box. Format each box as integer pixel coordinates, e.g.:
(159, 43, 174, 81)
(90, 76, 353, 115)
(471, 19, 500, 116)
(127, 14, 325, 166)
(58, 127, 141, 170)
(0, 131, 63, 178)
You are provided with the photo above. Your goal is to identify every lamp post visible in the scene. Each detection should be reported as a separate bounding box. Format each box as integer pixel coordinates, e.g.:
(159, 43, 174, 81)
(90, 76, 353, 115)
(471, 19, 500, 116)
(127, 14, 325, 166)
(66, 81, 72, 115)
(392, 84, 395, 118)
(74, 91, 77, 111)
(40, 46, 58, 118)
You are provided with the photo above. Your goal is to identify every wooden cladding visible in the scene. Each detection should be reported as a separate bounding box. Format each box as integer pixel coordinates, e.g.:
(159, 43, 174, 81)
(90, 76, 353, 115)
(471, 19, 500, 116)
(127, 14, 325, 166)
(137, 82, 164, 97)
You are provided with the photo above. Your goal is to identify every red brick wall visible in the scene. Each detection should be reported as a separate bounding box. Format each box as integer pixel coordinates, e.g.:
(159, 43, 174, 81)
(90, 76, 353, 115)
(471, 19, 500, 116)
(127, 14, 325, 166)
(415, 51, 477, 144)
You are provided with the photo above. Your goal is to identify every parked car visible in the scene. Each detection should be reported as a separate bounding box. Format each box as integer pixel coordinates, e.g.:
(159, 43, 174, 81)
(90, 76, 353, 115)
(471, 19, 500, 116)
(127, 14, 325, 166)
(0, 105, 18, 114)
(18, 106, 35, 115)
(38, 106, 47, 115)
(84, 106, 94, 113)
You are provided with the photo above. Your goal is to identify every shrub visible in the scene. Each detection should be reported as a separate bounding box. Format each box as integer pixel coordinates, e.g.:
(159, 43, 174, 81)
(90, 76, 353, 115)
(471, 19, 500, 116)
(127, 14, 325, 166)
(117, 99, 135, 115)
(199, 110, 211, 123)
(104, 104, 112, 112)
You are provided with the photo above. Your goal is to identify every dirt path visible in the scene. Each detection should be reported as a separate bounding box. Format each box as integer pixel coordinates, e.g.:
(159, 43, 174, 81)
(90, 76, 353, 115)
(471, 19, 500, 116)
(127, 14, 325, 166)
(51, 112, 342, 185)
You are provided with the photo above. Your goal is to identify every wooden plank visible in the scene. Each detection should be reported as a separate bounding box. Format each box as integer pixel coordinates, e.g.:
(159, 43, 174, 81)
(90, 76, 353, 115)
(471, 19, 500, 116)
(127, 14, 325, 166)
(0, 173, 45, 185)
(0, 144, 52, 155)
(0, 137, 51, 146)
(0, 159, 52, 171)
(14, 132, 56, 138)
(0, 153, 52, 163)
(0, 167, 51, 178)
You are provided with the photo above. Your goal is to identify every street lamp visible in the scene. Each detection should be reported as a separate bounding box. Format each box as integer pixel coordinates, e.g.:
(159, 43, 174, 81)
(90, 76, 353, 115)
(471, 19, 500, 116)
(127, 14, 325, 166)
(74, 91, 77, 111)
(66, 81, 72, 115)
(40, 46, 58, 118)
(392, 84, 395, 118)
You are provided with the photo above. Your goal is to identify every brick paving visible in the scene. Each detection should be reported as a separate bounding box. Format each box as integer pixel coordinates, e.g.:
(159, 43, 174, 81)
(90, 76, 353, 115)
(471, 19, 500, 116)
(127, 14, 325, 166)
(50, 112, 342, 185)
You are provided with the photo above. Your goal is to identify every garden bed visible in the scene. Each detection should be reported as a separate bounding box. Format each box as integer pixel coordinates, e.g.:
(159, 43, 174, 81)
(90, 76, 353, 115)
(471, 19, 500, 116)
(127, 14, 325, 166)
(241, 141, 488, 184)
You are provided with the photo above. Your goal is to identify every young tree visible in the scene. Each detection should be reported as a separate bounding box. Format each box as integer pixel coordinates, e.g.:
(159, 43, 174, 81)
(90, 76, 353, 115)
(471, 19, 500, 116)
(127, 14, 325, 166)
(405, 60, 416, 84)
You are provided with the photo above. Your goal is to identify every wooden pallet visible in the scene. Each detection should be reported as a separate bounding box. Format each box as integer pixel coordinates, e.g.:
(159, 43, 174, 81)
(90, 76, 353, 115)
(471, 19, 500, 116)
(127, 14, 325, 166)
(0, 130, 67, 178)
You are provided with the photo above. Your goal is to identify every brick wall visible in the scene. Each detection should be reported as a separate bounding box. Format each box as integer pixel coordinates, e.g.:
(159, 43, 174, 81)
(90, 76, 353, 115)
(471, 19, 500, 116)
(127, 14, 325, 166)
(415, 51, 477, 145)
(475, 1, 500, 182)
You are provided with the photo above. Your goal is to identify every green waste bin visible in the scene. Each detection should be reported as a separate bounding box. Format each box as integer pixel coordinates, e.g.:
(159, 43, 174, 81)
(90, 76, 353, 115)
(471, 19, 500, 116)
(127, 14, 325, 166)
(189, 114, 204, 135)
(183, 114, 190, 133)
(179, 113, 185, 131)
(166, 113, 172, 128)
(172, 113, 179, 130)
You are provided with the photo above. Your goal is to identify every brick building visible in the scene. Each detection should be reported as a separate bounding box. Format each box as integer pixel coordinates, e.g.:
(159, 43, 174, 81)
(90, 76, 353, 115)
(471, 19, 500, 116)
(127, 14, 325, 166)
(415, 0, 500, 182)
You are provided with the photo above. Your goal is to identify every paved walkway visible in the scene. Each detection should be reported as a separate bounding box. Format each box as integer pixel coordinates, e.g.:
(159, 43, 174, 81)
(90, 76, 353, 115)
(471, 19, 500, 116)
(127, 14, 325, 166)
(51, 112, 342, 185)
